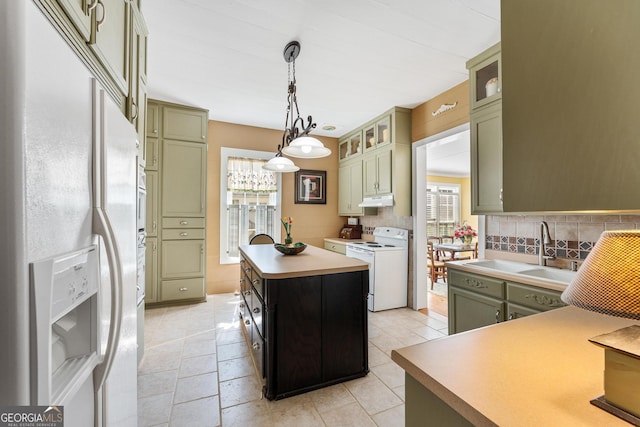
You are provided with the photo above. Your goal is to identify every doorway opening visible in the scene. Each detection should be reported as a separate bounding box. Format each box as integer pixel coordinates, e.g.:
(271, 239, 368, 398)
(412, 123, 479, 319)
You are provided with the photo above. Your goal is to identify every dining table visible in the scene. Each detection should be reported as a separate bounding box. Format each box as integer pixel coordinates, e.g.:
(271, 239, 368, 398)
(433, 242, 475, 261)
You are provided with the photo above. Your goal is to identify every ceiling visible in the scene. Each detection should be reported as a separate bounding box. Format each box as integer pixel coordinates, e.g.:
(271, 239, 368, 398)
(143, 0, 501, 175)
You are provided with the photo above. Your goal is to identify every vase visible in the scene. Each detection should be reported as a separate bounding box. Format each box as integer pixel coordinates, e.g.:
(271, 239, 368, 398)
(285, 235, 293, 246)
(463, 236, 472, 245)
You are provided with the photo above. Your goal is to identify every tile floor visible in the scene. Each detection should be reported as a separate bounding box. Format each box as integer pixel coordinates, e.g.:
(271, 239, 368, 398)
(137, 293, 448, 426)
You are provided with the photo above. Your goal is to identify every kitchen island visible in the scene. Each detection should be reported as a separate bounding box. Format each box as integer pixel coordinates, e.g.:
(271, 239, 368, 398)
(238, 244, 370, 400)
(392, 306, 636, 426)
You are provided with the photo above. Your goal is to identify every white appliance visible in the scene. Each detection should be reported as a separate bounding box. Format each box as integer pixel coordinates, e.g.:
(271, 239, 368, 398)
(0, 2, 138, 425)
(346, 227, 409, 311)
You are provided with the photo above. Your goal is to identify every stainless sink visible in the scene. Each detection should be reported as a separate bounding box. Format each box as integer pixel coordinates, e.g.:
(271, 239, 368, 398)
(518, 268, 577, 282)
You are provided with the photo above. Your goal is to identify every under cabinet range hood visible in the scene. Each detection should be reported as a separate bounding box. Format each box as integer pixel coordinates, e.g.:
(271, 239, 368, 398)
(358, 194, 394, 207)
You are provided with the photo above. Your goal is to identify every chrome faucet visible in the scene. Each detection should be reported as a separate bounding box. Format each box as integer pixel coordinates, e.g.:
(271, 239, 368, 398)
(538, 221, 555, 266)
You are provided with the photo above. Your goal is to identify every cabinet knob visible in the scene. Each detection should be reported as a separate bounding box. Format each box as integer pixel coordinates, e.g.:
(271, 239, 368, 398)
(244, 290, 251, 296)
(252, 307, 260, 314)
(252, 279, 260, 286)
(180, 232, 188, 236)
(245, 319, 250, 326)
(239, 303, 245, 309)
(179, 287, 188, 292)
(495, 309, 501, 323)
(180, 220, 188, 225)
(508, 313, 514, 321)
(252, 342, 260, 350)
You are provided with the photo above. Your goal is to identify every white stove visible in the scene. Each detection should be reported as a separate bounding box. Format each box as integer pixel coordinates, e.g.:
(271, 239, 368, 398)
(346, 227, 409, 311)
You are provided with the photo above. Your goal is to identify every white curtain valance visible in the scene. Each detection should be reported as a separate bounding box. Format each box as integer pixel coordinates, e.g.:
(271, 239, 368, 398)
(227, 156, 277, 192)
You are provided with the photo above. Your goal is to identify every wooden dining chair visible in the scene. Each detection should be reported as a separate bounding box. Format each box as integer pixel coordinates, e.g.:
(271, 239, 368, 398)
(427, 241, 447, 289)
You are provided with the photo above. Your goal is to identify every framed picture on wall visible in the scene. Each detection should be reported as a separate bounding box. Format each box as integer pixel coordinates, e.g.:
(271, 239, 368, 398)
(294, 169, 326, 204)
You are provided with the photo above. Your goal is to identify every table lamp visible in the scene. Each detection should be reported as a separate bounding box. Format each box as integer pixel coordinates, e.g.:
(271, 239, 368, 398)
(561, 230, 640, 425)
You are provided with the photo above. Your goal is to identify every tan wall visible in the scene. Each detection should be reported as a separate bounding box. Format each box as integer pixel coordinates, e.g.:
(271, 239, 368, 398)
(427, 175, 477, 232)
(206, 120, 343, 294)
(412, 80, 469, 142)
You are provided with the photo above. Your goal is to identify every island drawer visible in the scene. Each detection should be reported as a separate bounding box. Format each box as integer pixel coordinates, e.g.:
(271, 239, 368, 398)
(249, 291, 263, 338)
(250, 320, 264, 378)
(449, 270, 505, 299)
(506, 282, 566, 312)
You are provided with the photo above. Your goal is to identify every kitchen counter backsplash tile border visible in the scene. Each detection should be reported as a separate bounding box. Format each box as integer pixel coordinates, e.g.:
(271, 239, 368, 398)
(485, 214, 640, 261)
(485, 235, 594, 260)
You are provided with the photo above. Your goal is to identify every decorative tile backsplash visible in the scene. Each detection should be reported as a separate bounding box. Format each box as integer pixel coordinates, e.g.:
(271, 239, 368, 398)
(485, 214, 640, 260)
(485, 235, 594, 260)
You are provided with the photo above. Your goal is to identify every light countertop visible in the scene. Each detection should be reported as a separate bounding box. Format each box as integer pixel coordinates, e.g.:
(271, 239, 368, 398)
(446, 259, 574, 292)
(239, 244, 369, 279)
(392, 306, 636, 426)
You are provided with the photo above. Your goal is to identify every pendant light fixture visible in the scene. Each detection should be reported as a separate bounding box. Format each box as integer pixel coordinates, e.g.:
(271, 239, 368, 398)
(264, 41, 331, 172)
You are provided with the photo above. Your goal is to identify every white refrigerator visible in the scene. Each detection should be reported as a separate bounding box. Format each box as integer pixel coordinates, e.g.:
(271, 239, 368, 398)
(0, 2, 138, 426)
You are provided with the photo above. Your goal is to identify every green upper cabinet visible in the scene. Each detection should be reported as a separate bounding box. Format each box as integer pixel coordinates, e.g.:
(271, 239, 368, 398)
(364, 114, 392, 152)
(467, 43, 505, 215)
(470, 104, 503, 213)
(161, 140, 207, 218)
(35, 0, 146, 114)
(338, 131, 362, 162)
(468, 43, 501, 111)
(163, 107, 208, 143)
(88, 0, 129, 96)
(128, 2, 148, 151)
(146, 102, 160, 138)
(363, 147, 392, 197)
(56, 0, 92, 41)
(336, 106, 412, 216)
(338, 159, 367, 216)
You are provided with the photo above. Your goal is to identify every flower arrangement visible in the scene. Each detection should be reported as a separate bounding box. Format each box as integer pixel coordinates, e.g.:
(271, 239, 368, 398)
(281, 216, 294, 245)
(454, 221, 477, 244)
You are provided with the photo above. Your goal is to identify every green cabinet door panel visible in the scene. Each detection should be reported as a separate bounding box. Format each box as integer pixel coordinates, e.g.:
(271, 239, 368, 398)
(147, 102, 160, 137)
(362, 154, 378, 197)
(163, 107, 208, 143)
(161, 239, 205, 279)
(145, 137, 158, 171)
(56, 0, 92, 41)
(145, 170, 158, 236)
(376, 147, 392, 194)
(471, 104, 503, 214)
(161, 140, 206, 217)
(89, 0, 129, 95)
(448, 287, 505, 334)
(145, 237, 157, 303)
(338, 160, 366, 216)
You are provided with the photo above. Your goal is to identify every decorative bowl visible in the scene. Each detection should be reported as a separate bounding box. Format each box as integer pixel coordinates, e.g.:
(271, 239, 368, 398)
(274, 242, 307, 255)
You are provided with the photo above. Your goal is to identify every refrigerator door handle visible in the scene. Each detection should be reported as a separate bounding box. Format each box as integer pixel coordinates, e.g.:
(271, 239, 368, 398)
(91, 208, 123, 391)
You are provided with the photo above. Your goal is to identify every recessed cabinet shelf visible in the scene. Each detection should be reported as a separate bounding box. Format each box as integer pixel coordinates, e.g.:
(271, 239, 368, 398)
(468, 42, 501, 111)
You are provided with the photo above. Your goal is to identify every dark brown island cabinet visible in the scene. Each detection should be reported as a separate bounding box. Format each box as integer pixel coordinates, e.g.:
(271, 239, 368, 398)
(238, 244, 370, 400)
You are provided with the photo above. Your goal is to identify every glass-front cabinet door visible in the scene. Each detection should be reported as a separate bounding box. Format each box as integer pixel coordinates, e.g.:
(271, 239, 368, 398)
(364, 124, 375, 151)
(339, 131, 363, 161)
(349, 132, 362, 157)
(467, 43, 501, 110)
(376, 116, 391, 147)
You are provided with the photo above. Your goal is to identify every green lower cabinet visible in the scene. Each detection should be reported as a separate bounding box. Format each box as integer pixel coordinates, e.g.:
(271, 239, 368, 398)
(448, 269, 566, 334)
(449, 287, 505, 334)
(506, 302, 540, 320)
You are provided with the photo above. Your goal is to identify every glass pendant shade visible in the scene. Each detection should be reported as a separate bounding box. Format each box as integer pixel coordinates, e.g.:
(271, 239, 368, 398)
(561, 230, 640, 320)
(281, 136, 331, 159)
(262, 156, 299, 172)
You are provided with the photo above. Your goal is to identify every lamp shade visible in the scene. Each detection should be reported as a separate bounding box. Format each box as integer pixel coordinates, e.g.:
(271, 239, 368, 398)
(561, 230, 640, 320)
(281, 136, 331, 159)
(262, 156, 299, 172)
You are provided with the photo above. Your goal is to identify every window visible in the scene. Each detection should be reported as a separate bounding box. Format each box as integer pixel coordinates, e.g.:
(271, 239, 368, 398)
(426, 183, 461, 238)
(220, 148, 282, 264)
